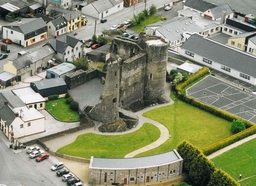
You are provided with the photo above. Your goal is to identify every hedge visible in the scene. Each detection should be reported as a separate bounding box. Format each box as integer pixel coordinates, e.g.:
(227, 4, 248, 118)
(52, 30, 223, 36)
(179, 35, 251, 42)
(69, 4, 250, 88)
(174, 66, 256, 156)
(48, 94, 59, 100)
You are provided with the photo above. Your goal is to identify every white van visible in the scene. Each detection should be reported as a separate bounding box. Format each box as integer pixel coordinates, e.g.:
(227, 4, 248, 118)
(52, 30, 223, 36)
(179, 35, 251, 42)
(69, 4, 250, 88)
(18, 51, 27, 57)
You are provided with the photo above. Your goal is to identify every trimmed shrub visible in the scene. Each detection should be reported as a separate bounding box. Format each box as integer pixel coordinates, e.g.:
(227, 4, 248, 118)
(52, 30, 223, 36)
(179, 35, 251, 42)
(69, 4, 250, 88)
(70, 101, 79, 111)
(66, 97, 74, 104)
(65, 93, 70, 98)
(48, 94, 59, 100)
(231, 119, 246, 134)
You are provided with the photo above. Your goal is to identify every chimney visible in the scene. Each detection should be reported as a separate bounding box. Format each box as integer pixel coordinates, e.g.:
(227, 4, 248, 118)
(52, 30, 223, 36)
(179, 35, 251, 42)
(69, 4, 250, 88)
(220, 11, 227, 24)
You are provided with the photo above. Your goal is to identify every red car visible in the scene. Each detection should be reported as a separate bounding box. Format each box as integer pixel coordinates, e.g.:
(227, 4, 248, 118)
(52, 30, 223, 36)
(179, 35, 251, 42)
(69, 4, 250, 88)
(91, 43, 100, 49)
(2, 38, 12, 44)
(35, 152, 49, 162)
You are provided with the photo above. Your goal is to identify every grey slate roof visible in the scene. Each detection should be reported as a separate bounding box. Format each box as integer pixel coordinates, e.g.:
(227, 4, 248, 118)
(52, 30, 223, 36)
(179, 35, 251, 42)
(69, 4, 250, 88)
(6, 18, 46, 35)
(180, 34, 256, 77)
(31, 78, 66, 90)
(2, 91, 25, 108)
(50, 16, 67, 29)
(0, 93, 8, 108)
(184, 0, 216, 12)
(12, 55, 32, 70)
(0, 104, 16, 126)
(210, 4, 233, 19)
(63, 11, 81, 21)
(92, 0, 115, 13)
(90, 150, 182, 169)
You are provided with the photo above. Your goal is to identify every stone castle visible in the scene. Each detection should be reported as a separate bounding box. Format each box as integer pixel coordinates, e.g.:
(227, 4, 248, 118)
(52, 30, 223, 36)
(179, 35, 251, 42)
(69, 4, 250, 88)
(66, 32, 170, 132)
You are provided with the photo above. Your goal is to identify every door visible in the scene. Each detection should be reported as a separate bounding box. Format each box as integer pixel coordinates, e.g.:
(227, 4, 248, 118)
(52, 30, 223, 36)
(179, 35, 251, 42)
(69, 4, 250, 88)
(124, 178, 127, 184)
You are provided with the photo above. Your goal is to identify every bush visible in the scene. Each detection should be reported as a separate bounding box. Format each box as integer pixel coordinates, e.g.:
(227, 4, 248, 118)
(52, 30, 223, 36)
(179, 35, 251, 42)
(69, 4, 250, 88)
(149, 4, 157, 15)
(66, 97, 74, 104)
(231, 119, 246, 134)
(48, 94, 59, 100)
(70, 101, 79, 111)
(65, 93, 70, 98)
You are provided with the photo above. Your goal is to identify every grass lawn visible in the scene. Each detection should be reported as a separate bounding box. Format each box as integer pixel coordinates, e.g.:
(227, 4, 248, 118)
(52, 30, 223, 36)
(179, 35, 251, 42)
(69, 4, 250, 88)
(212, 138, 256, 186)
(46, 98, 79, 122)
(131, 14, 162, 32)
(57, 123, 160, 158)
(137, 95, 233, 157)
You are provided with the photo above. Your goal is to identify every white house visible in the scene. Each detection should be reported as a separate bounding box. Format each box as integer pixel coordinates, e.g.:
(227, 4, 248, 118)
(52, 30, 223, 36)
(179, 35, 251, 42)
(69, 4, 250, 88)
(81, 0, 123, 20)
(179, 34, 256, 85)
(2, 18, 47, 47)
(47, 16, 67, 37)
(48, 34, 84, 61)
(247, 36, 256, 56)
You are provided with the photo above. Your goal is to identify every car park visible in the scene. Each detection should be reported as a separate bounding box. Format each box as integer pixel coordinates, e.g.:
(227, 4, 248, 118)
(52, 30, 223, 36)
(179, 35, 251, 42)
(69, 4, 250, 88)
(62, 173, 74, 182)
(86, 41, 94, 48)
(35, 153, 49, 162)
(26, 146, 40, 154)
(91, 43, 100, 49)
(56, 168, 70, 177)
(29, 150, 44, 159)
(51, 162, 64, 171)
(67, 177, 80, 186)
(0, 53, 8, 60)
(100, 18, 107, 23)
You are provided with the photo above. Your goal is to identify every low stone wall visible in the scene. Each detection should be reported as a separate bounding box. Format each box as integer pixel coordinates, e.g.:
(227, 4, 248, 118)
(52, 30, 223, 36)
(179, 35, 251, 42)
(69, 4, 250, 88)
(48, 150, 90, 163)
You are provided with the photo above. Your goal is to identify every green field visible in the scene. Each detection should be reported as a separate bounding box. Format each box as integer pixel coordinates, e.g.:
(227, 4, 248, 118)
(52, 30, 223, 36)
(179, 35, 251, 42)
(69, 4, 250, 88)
(212, 138, 256, 186)
(45, 98, 79, 122)
(131, 14, 161, 32)
(137, 96, 233, 157)
(57, 123, 160, 158)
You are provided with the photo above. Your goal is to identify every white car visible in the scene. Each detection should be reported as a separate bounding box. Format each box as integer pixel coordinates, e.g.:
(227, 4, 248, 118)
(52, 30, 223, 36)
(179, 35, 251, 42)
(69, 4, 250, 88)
(51, 162, 64, 171)
(110, 25, 118, 30)
(29, 150, 44, 159)
(62, 173, 74, 182)
(123, 19, 131, 25)
(164, 5, 173, 11)
(26, 146, 40, 154)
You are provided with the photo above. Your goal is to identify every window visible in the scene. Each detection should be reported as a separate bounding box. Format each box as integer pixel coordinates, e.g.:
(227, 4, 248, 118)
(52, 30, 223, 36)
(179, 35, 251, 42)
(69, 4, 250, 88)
(240, 73, 250, 80)
(237, 43, 242, 48)
(234, 31, 238, 35)
(211, 29, 214, 33)
(185, 50, 194, 57)
(130, 178, 134, 181)
(215, 27, 219, 31)
(202, 58, 212, 64)
(40, 103, 43, 107)
(221, 65, 231, 72)
(231, 41, 235, 46)
(41, 35, 44, 39)
(11, 31, 13, 34)
(229, 29, 232, 33)
(71, 49, 73, 52)
(224, 27, 228, 31)
(20, 124, 23, 128)
(27, 122, 31, 127)
(76, 47, 78, 50)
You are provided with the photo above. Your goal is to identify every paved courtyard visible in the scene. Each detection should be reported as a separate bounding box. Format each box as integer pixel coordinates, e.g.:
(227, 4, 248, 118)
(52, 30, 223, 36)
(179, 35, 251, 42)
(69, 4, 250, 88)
(187, 76, 256, 123)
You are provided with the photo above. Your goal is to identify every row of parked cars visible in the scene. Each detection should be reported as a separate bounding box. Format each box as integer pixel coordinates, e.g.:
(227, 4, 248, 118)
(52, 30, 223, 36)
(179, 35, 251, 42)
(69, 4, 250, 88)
(51, 162, 83, 186)
(26, 145, 49, 160)
(109, 19, 131, 31)
(122, 32, 138, 40)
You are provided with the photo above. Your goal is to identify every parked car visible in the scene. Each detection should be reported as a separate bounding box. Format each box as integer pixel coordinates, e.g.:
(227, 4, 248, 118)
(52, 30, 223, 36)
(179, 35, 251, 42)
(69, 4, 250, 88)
(26, 146, 40, 154)
(71, 182, 83, 186)
(35, 153, 49, 162)
(100, 18, 107, 23)
(0, 53, 8, 60)
(51, 162, 64, 171)
(122, 33, 130, 37)
(86, 41, 94, 48)
(2, 38, 12, 44)
(164, 3, 173, 11)
(91, 43, 100, 49)
(117, 23, 124, 29)
(62, 173, 74, 182)
(110, 25, 118, 30)
(29, 150, 44, 159)
(67, 177, 80, 186)
(123, 19, 131, 25)
(56, 168, 70, 177)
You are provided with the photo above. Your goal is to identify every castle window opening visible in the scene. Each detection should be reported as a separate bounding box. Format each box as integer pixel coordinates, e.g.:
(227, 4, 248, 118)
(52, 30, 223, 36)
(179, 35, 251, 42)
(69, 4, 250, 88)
(115, 71, 117, 76)
(150, 73, 152, 79)
(113, 98, 117, 103)
(104, 172, 107, 182)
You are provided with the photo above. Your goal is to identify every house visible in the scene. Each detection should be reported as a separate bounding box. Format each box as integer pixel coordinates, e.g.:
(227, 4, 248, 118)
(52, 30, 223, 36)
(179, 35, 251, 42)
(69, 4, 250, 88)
(227, 32, 256, 51)
(89, 150, 183, 185)
(30, 78, 67, 97)
(179, 34, 256, 85)
(0, 93, 45, 146)
(3, 45, 55, 80)
(183, 0, 217, 14)
(247, 35, 256, 56)
(46, 6, 86, 33)
(12, 87, 46, 110)
(81, 0, 123, 20)
(46, 62, 76, 79)
(0, 71, 18, 88)
(47, 16, 67, 37)
(201, 4, 233, 21)
(2, 18, 47, 47)
(47, 34, 84, 61)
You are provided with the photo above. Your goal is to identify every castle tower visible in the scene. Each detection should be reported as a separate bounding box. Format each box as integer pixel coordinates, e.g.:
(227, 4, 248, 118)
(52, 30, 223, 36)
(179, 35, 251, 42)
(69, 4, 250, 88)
(143, 34, 169, 104)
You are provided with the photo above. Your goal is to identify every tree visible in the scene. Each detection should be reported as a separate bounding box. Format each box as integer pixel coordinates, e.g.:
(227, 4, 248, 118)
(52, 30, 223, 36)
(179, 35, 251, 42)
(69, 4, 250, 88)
(72, 57, 89, 71)
(231, 119, 245, 134)
(137, 12, 146, 22)
(91, 34, 97, 43)
(70, 101, 79, 111)
(143, 9, 149, 17)
(177, 141, 201, 172)
(149, 4, 157, 15)
(97, 35, 108, 46)
(188, 153, 215, 186)
(170, 69, 178, 75)
(207, 169, 239, 186)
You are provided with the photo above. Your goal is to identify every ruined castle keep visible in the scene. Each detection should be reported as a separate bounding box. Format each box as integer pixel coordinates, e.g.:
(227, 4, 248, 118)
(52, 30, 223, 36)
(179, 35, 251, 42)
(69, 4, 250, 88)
(85, 33, 169, 131)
